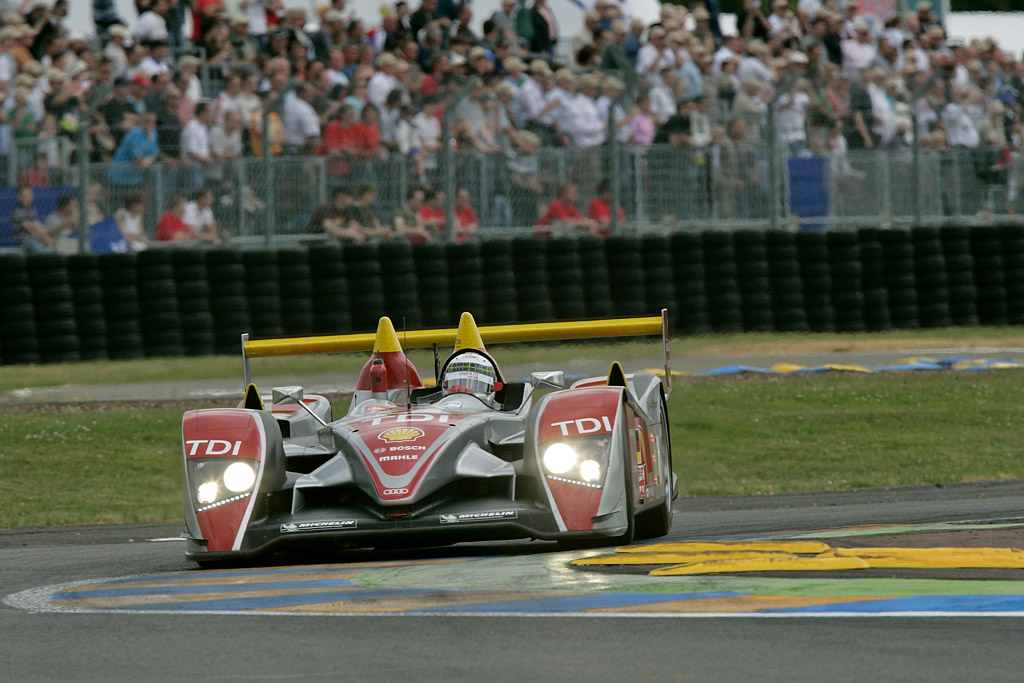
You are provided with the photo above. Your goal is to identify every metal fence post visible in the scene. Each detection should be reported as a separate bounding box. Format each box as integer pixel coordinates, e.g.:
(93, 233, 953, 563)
(235, 159, 246, 237)
(911, 72, 940, 228)
(767, 75, 795, 232)
(441, 78, 478, 243)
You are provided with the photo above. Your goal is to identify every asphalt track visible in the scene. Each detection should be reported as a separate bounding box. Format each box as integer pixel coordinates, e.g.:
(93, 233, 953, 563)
(5, 347, 1024, 681)
(5, 481, 1024, 682)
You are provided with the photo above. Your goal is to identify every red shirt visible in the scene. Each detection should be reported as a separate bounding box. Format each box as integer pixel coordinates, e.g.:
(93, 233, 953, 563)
(191, 0, 224, 40)
(155, 212, 191, 241)
(587, 198, 625, 238)
(350, 121, 380, 158)
(533, 199, 582, 236)
(18, 166, 50, 188)
(455, 205, 478, 243)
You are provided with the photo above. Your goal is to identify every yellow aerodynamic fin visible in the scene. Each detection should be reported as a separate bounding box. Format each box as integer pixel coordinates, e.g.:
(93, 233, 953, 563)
(453, 311, 486, 351)
(372, 316, 404, 354)
(243, 383, 265, 410)
(607, 361, 629, 389)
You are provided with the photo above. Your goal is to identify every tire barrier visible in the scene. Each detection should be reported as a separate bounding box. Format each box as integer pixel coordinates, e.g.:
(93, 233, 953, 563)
(796, 231, 834, 332)
(6, 225, 1024, 367)
(137, 250, 184, 358)
(343, 243, 387, 333)
(670, 232, 709, 334)
(207, 248, 250, 354)
(765, 230, 808, 332)
(481, 239, 517, 324)
(940, 226, 978, 327)
(100, 252, 145, 359)
(857, 229, 892, 332)
(878, 229, 919, 329)
(911, 227, 952, 329)
(28, 253, 80, 363)
(546, 238, 587, 321)
(604, 236, 647, 318)
(511, 237, 554, 321)
(277, 248, 316, 336)
(827, 231, 866, 332)
(970, 226, 1008, 326)
(641, 235, 677, 327)
(702, 231, 743, 332)
(378, 242, 423, 330)
(412, 242, 451, 327)
(1000, 224, 1024, 326)
(734, 230, 773, 332)
(66, 254, 108, 361)
(308, 243, 352, 334)
(170, 250, 215, 356)
(0, 254, 39, 365)
(578, 236, 614, 319)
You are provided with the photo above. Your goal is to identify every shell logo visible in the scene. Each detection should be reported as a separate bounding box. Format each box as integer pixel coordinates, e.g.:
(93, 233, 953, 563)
(379, 427, 425, 443)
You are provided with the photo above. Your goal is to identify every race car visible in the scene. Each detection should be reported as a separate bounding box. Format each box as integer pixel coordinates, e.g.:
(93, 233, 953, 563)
(180, 311, 676, 565)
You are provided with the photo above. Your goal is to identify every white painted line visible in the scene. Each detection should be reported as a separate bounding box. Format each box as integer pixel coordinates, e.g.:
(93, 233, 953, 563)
(147, 537, 186, 542)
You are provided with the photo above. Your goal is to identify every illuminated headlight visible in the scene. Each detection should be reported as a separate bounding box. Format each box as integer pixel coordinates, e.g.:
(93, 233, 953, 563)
(543, 443, 578, 474)
(196, 481, 219, 505)
(579, 459, 602, 482)
(223, 462, 256, 493)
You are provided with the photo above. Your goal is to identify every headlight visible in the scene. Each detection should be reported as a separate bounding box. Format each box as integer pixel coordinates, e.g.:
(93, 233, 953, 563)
(196, 481, 219, 505)
(543, 443, 577, 474)
(223, 462, 256, 493)
(579, 459, 602, 482)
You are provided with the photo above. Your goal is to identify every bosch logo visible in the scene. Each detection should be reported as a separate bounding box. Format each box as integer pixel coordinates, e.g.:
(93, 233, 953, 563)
(382, 488, 409, 495)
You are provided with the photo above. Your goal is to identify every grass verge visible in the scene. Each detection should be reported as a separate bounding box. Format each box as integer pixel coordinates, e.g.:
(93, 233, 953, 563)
(2, 370, 1023, 527)
(3, 326, 1024, 393)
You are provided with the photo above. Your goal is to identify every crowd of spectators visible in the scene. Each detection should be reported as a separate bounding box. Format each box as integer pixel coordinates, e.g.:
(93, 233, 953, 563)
(3, 0, 1024, 253)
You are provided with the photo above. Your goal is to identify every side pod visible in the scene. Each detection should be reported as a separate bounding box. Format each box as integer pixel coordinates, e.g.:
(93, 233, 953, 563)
(181, 409, 285, 556)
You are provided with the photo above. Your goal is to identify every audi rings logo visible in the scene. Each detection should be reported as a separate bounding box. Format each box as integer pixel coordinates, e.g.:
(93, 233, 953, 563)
(382, 488, 409, 495)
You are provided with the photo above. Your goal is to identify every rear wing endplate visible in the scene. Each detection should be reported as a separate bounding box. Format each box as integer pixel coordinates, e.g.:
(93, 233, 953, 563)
(241, 310, 670, 395)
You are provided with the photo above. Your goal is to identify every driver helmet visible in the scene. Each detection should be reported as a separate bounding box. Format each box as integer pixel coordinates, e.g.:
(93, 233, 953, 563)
(442, 352, 496, 396)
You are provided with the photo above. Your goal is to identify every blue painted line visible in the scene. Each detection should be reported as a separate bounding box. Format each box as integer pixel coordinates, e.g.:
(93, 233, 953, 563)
(412, 591, 742, 613)
(110, 587, 432, 611)
(53, 579, 355, 600)
(769, 595, 1024, 614)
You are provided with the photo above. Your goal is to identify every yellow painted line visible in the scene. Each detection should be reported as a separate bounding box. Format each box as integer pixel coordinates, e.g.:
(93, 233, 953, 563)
(641, 369, 695, 378)
(862, 555, 1024, 570)
(830, 547, 1024, 559)
(770, 363, 806, 373)
(650, 556, 870, 576)
(244, 316, 663, 357)
(616, 541, 833, 555)
(573, 551, 795, 566)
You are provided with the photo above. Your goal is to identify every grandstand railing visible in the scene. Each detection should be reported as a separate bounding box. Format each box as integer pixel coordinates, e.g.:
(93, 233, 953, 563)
(4, 141, 1023, 250)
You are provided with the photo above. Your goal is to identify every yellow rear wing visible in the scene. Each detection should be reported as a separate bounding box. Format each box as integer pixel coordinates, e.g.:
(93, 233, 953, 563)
(241, 310, 671, 394)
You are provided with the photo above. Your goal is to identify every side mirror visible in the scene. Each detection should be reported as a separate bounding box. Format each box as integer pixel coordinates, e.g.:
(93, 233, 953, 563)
(530, 371, 565, 389)
(272, 386, 304, 405)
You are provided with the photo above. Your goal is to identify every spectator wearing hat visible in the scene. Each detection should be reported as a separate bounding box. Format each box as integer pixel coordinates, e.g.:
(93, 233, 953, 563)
(368, 52, 400, 109)
(596, 76, 630, 143)
(177, 55, 204, 102)
(228, 14, 259, 65)
(103, 25, 131, 78)
(543, 69, 575, 147)
(568, 73, 606, 149)
(738, 39, 775, 87)
(518, 59, 556, 142)
(93, 0, 128, 43)
(841, 20, 877, 81)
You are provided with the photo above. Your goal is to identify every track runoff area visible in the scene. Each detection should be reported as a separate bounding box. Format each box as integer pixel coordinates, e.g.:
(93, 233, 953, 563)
(10, 516, 1024, 618)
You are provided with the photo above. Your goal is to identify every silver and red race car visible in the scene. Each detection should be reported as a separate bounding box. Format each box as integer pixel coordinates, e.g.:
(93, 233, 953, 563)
(180, 311, 676, 565)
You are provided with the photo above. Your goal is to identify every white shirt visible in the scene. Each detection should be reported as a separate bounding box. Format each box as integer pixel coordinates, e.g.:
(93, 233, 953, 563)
(139, 56, 170, 78)
(0, 52, 17, 86)
(942, 102, 979, 149)
(517, 77, 546, 125)
(243, 0, 269, 36)
(775, 91, 810, 143)
(180, 119, 211, 162)
(568, 94, 605, 148)
(636, 44, 678, 84)
(367, 70, 398, 109)
(210, 125, 243, 158)
(327, 67, 350, 90)
(283, 93, 320, 147)
(542, 86, 572, 130)
(135, 11, 168, 42)
(183, 201, 215, 234)
(840, 39, 877, 73)
(649, 83, 675, 125)
(737, 56, 774, 85)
